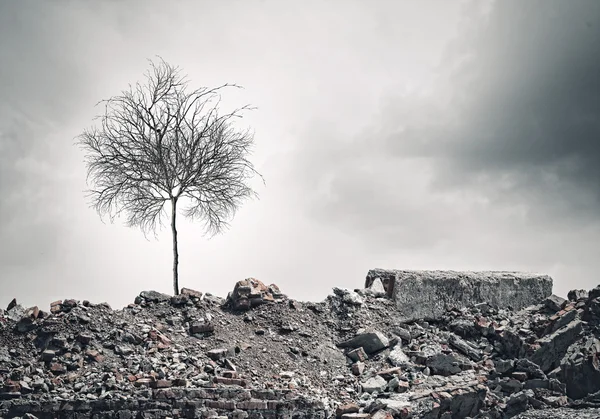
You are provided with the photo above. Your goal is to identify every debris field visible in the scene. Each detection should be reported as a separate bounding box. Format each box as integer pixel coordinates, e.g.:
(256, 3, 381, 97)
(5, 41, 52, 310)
(1, 273, 600, 419)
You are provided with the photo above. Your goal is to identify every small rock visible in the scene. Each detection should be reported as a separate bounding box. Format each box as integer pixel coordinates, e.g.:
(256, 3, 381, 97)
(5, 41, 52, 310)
(511, 371, 529, 382)
(139, 291, 171, 303)
(388, 345, 410, 367)
(207, 348, 228, 361)
(545, 294, 567, 312)
(338, 330, 389, 354)
(361, 375, 387, 393)
(352, 362, 365, 376)
(495, 359, 515, 375)
(6, 298, 17, 311)
(347, 347, 368, 363)
(280, 371, 295, 379)
(391, 326, 411, 343)
(170, 294, 189, 307)
(181, 288, 203, 299)
(41, 350, 55, 362)
(336, 402, 360, 418)
(426, 354, 463, 376)
(396, 380, 410, 393)
(189, 322, 214, 335)
(49, 363, 66, 375)
(387, 376, 400, 391)
(371, 410, 393, 419)
(568, 289, 588, 302)
(333, 288, 364, 305)
(368, 278, 387, 297)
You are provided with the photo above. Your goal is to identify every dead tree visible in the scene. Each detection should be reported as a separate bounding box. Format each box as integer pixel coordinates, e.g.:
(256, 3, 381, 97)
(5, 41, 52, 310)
(77, 58, 262, 295)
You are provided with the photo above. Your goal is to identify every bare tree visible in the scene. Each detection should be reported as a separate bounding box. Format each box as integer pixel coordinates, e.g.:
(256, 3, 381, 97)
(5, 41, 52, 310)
(77, 58, 263, 295)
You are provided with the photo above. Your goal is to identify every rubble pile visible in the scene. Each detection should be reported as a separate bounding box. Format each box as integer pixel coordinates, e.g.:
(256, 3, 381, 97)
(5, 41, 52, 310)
(224, 279, 286, 311)
(0, 271, 598, 419)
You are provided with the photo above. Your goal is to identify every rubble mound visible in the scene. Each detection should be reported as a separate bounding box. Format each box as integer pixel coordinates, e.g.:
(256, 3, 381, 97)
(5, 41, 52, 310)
(0, 271, 598, 419)
(225, 278, 286, 311)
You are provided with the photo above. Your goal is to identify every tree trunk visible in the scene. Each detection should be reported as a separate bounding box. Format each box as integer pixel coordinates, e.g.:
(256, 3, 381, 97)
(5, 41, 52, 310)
(171, 198, 179, 295)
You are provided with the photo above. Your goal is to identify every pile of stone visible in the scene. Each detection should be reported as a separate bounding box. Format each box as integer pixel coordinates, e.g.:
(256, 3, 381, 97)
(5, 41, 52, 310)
(325, 272, 600, 418)
(0, 270, 599, 419)
(0, 280, 350, 418)
(225, 278, 286, 310)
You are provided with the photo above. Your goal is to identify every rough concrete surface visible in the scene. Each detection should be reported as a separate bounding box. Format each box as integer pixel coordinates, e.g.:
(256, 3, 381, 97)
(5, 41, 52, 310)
(366, 269, 553, 320)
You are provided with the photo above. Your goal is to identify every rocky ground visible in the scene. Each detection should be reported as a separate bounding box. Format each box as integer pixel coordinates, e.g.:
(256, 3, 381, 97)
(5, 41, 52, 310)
(0, 277, 599, 419)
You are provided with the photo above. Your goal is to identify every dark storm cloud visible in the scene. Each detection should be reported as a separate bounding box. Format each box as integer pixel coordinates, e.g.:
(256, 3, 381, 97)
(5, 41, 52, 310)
(297, 0, 600, 248)
(401, 0, 600, 215)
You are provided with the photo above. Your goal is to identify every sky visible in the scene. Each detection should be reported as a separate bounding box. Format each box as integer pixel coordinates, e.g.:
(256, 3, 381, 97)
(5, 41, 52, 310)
(1, 0, 599, 310)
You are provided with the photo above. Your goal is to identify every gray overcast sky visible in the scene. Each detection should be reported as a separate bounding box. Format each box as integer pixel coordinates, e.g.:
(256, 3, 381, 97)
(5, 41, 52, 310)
(1, 0, 599, 310)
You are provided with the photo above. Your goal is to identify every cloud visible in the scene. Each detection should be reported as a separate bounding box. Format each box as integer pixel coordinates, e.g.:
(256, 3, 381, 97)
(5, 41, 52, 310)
(0, 1, 87, 268)
(424, 0, 600, 220)
(290, 0, 600, 293)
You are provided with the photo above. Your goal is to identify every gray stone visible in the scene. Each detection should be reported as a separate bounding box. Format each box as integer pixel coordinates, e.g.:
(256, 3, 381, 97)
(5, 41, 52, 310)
(347, 347, 368, 363)
(388, 345, 410, 367)
(426, 354, 463, 376)
(387, 377, 400, 391)
(352, 362, 365, 376)
(560, 337, 600, 399)
(545, 294, 567, 312)
(139, 291, 171, 303)
(551, 308, 580, 333)
(333, 287, 364, 306)
(207, 348, 228, 361)
(6, 304, 26, 322)
(524, 379, 549, 389)
(41, 350, 55, 362)
(446, 386, 487, 418)
(115, 345, 134, 356)
(6, 298, 17, 311)
(361, 375, 387, 393)
(567, 289, 587, 302)
(391, 326, 411, 343)
(515, 358, 547, 379)
(338, 330, 389, 354)
(589, 285, 600, 300)
(505, 389, 534, 418)
(495, 359, 516, 375)
(448, 334, 482, 361)
(368, 278, 386, 297)
(530, 320, 584, 373)
(366, 269, 552, 320)
(500, 378, 524, 393)
(500, 329, 526, 359)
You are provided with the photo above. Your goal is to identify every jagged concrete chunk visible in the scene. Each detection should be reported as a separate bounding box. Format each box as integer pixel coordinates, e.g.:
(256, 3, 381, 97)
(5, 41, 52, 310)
(338, 330, 389, 354)
(365, 269, 553, 320)
(367, 278, 386, 297)
(545, 294, 567, 312)
(530, 320, 584, 373)
(388, 345, 410, 367)
(560, 337, 600, 399)
(361, 375, 387, 393)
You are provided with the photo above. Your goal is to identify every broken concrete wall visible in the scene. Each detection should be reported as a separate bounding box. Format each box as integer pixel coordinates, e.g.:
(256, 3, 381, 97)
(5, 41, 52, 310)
(366, 269, 553, 320)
